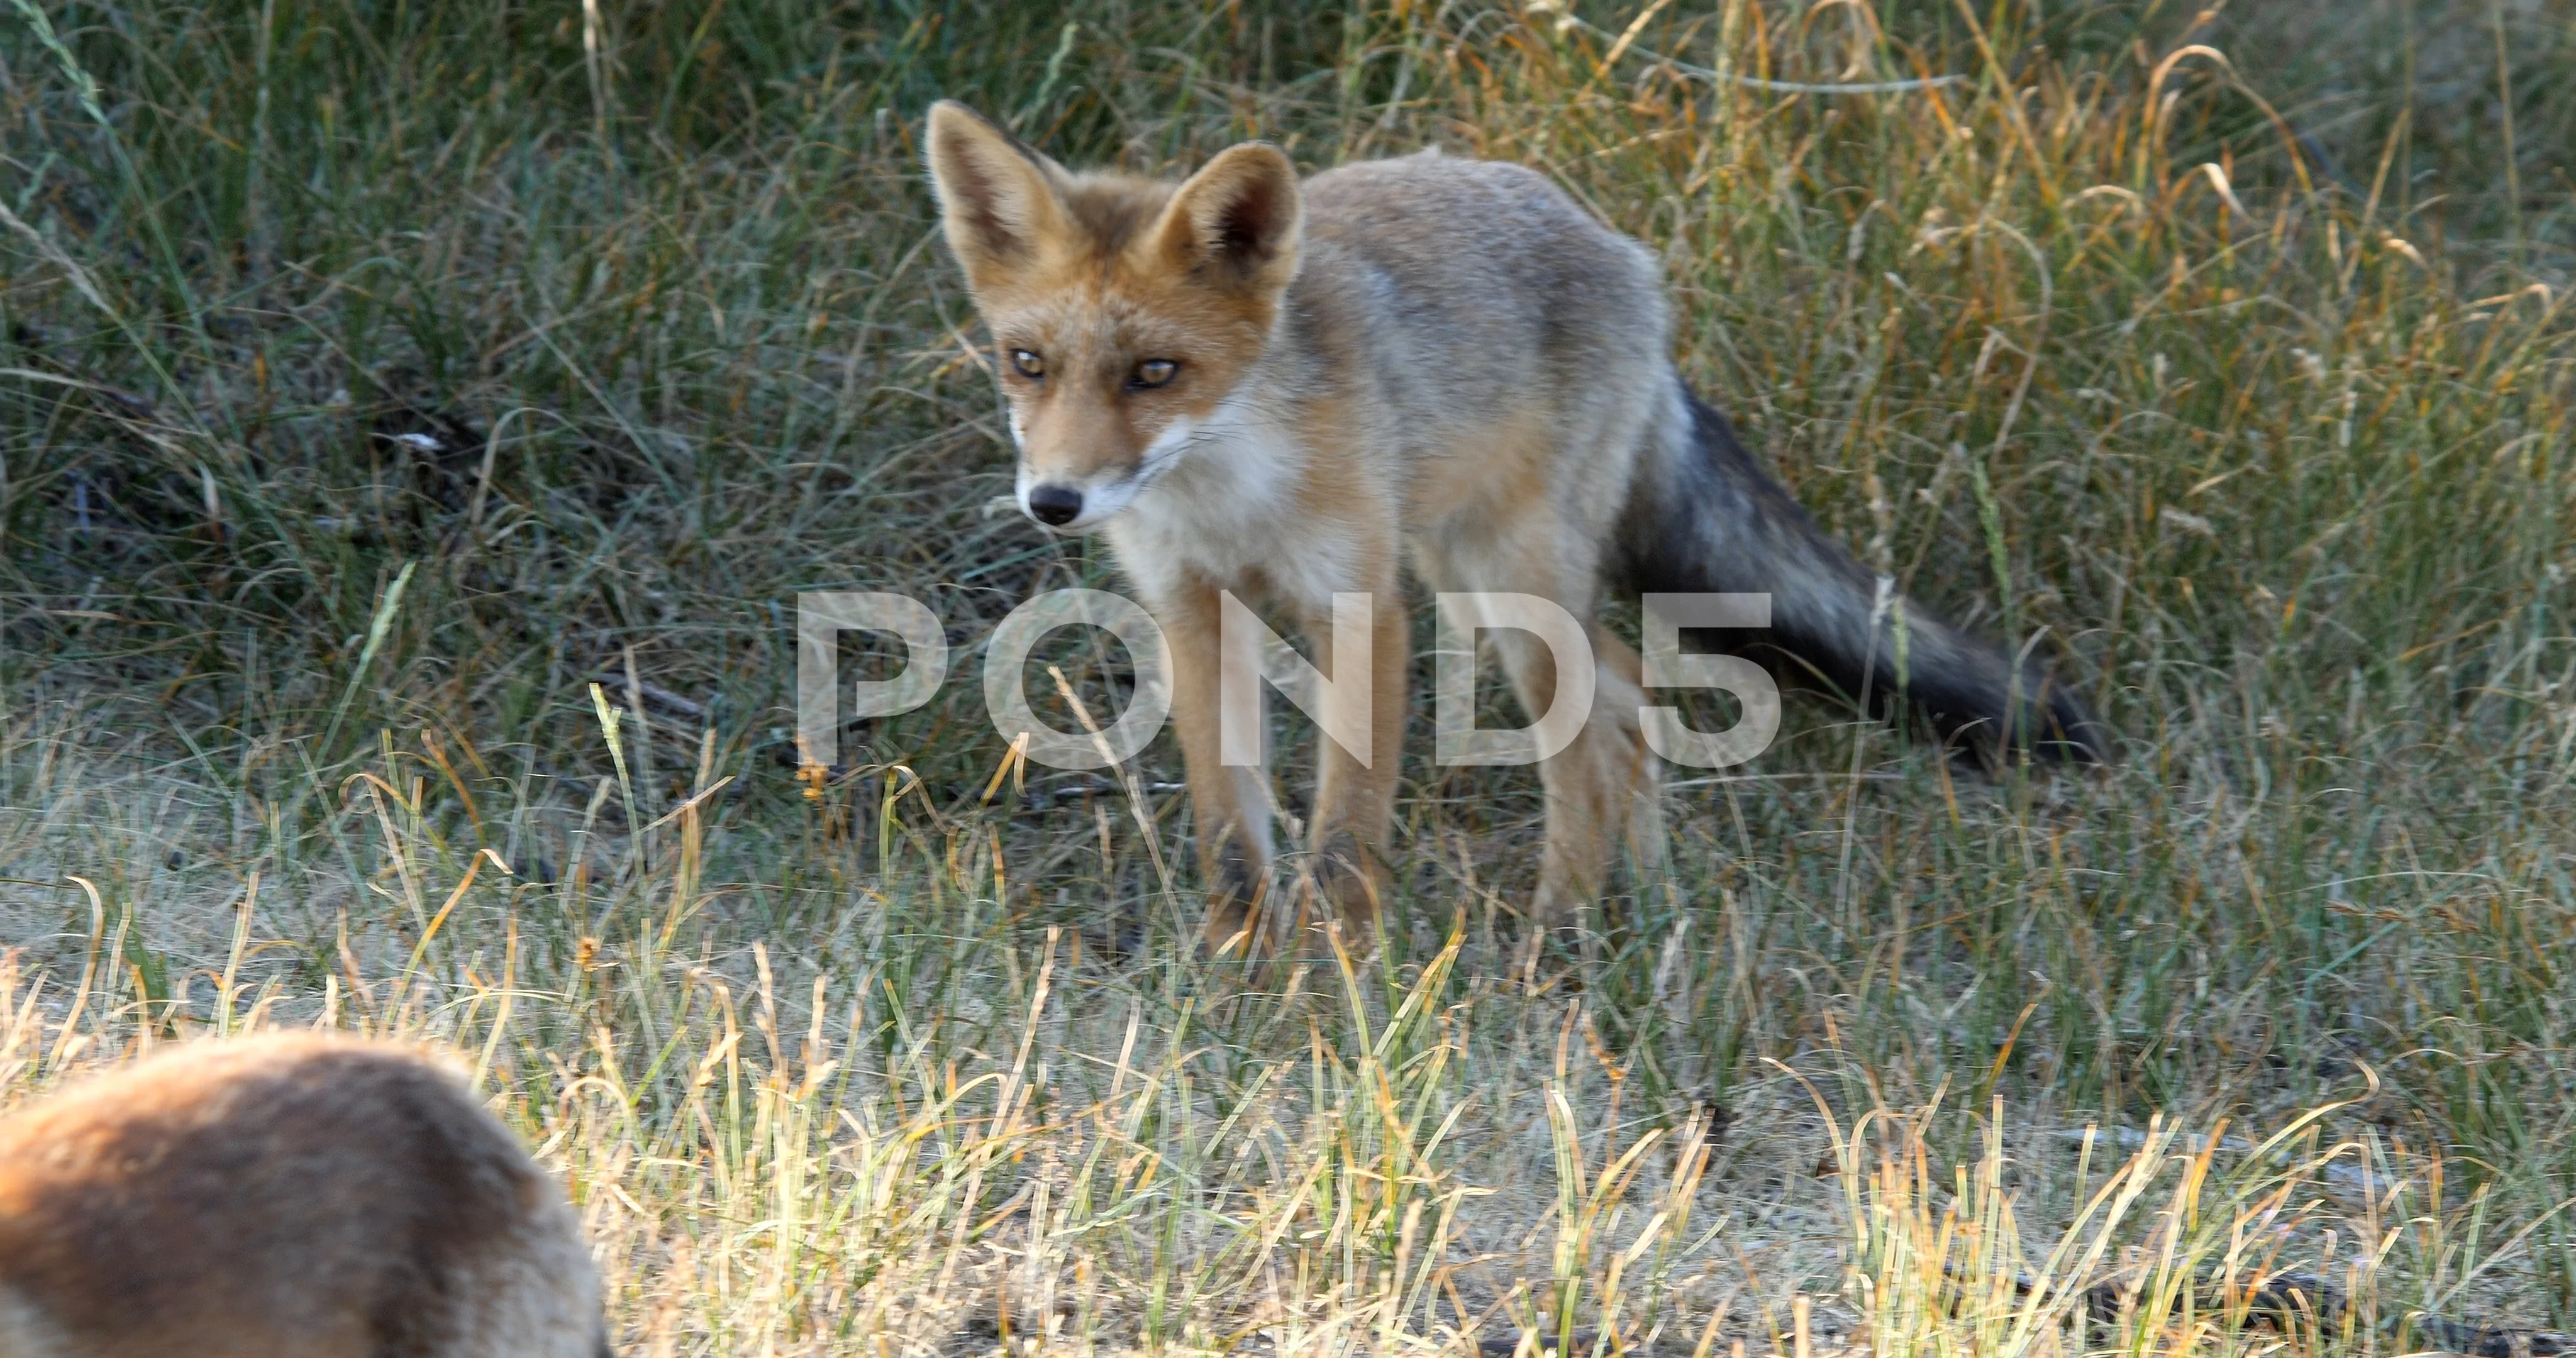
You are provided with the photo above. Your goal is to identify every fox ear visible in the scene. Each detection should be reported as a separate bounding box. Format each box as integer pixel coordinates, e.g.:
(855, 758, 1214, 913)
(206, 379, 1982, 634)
(1153, 143, 1301, 297)
(926, 101, 1073, 287)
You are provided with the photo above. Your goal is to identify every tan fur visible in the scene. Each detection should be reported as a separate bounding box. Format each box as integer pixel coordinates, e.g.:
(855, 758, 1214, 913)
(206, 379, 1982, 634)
(0, 1034, 605, 1358)
(927, 101, 1672, 946)
(927, 102, 2105, 949)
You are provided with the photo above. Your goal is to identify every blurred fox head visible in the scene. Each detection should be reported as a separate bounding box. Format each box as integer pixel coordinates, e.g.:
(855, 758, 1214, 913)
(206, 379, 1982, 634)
(926, 101, 1302, 532)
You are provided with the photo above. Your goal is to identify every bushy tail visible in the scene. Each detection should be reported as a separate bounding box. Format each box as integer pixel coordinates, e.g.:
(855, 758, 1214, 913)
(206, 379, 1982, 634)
(1616, 383, 2111, 763)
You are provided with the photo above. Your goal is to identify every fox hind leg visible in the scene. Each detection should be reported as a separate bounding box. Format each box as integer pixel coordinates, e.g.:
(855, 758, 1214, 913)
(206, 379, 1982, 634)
(1511, 620, 1660, 932)
(1418, 530, 1661, 936)
(1594, 628, 1668, 890)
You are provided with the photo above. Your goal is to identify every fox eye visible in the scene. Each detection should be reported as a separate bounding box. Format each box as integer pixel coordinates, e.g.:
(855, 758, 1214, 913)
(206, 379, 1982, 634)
(1131, 359, 1179, 389)
(1009, 349, 1045, 379)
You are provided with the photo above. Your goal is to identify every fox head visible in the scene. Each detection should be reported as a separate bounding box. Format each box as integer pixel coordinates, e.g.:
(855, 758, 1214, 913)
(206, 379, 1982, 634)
(926, 101, 1302, 532)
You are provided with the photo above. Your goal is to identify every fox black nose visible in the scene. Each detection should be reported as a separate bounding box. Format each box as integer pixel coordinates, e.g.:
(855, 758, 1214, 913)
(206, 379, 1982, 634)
(1026, 484, 1084, 526)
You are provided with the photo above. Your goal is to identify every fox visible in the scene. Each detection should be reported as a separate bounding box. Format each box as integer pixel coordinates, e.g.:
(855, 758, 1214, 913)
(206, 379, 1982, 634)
(924, 101, 2108, 952)
(0, 1033, 607, 1358)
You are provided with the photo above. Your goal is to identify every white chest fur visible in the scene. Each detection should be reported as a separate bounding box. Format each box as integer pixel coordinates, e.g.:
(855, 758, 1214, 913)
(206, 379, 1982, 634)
(1102, 393, 1366, 614)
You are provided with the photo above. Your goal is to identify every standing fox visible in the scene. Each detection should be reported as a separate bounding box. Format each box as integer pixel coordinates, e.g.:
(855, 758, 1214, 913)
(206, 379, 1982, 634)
(0, 1034, 606, 1358)
(926, 102, 2106, 951)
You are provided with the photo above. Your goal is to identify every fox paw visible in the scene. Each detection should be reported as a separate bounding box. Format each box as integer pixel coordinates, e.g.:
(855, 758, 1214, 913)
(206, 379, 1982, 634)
(1304, 832, 1385, 951)
(1200, 851, 1265, 958)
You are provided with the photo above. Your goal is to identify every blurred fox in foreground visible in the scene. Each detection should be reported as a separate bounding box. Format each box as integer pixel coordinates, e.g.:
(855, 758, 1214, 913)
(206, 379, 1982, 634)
(0, 1034, 606, 1358)
(926, 102, 2107, 951)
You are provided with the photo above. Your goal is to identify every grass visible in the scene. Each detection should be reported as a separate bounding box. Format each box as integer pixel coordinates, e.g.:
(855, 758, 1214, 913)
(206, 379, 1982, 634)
(1, 0, 2572, 1352)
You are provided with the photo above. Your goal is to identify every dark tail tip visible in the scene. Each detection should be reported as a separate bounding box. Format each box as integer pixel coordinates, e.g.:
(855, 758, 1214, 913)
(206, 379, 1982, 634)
(1821, 638, 2113, 768)
(2011, 666, 2116, 765)
(1861, 607, 2114, 766)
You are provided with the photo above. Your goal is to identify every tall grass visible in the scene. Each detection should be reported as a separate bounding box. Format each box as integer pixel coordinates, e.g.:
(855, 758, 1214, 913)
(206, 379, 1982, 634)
(1, 0, 2572, 1351)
